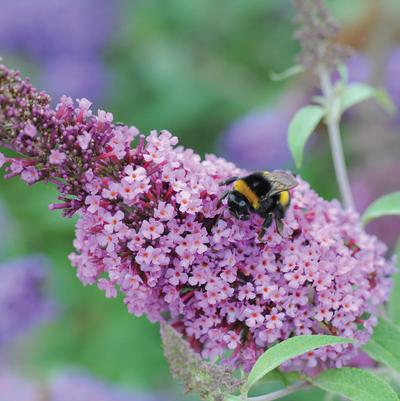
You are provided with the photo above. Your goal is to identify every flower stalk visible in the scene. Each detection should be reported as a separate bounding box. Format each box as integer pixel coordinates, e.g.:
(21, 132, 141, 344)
(244, 382, 310, 401)
(318, 64, 355, 210)
(293, 0, 354, 210)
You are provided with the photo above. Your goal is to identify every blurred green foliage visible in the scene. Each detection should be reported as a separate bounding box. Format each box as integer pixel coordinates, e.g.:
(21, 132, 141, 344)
(107, 0, 296, 155)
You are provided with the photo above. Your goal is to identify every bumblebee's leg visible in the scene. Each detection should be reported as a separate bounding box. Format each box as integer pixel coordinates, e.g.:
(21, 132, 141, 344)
(275, 217, 286, 238)
(274, 204, 285, 220)
(217, 190, 230, 208)
(259, 196, 274, 214)
(258, 213, 273, 240)
(219, 176, 238, 186)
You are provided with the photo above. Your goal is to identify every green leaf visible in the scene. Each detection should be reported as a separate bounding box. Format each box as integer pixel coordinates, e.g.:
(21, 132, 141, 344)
(288, 105, 325, 169)
(363, 318, 400, 374)
(362, 191, 400, 225)
(339, 83, 396, 115)
(389, 243, 400, 324)
(252, 368, 302, 388)
(254, 368, 291, 385)
(246, 335, 353, 391)
(269, 64, 305, 81)
(374, 88, 397, 115)
(313, 368, 399, 401)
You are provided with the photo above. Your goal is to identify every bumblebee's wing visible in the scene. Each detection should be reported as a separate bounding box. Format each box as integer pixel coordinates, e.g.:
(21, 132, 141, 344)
(262, 171, 298, 197)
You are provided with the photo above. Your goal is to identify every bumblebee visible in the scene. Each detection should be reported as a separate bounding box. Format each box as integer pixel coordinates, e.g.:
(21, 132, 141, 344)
(218, 170, 298, 239)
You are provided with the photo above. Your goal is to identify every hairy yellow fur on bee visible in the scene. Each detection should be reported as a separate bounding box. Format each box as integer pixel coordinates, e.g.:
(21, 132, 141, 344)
(279, 190, 290, 208)
(233, 179, 260, 209)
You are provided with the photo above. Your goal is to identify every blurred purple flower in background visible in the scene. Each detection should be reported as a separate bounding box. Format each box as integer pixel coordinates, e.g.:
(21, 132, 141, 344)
(0, 370, 173, 401)
(0, 256, 54, 346)
(219, 109, 292, 171)
(0, 0, 118, 102)
(50, 372, 171, 401)
(345, 53, 372, 83)
(41, 58, 108, 104)
(351, 162, 400, 249)
(332, 53, 372, 84)
(385, 47, 400, 114)
(0, 369, 42, 401)
(219, 89, 309, 170)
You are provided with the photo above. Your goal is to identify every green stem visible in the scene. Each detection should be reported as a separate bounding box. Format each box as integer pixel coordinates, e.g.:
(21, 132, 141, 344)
(317, 64, 355, 211)
(245, 382, 310, 401)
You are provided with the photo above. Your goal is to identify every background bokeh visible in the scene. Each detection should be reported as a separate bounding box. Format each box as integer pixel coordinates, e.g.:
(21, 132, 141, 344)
(1, 0, 399, 400)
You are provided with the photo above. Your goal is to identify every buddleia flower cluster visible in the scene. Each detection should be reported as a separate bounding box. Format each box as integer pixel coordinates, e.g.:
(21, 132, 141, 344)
(0, 64, 395, 374)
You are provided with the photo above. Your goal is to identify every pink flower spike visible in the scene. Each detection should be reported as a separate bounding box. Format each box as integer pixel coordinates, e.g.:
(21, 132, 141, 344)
(0, 153, 5, 168)
(0, 64, 396, 375)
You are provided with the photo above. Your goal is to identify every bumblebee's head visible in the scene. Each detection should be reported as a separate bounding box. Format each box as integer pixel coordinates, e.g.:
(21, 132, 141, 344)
(227, 191, 250, 220)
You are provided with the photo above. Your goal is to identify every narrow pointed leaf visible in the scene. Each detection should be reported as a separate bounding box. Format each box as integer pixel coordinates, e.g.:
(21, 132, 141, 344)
(269, 64, 305, 81)
(363, 318, 400, 373)
(340, 83, 396, 115)
(313, 368, 399, 401)
(246, 335, 353, 390)
(362, 191, 400, 225)
(374, 88, 397, 115)
(288, 105, 325, 169)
